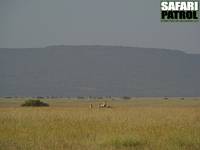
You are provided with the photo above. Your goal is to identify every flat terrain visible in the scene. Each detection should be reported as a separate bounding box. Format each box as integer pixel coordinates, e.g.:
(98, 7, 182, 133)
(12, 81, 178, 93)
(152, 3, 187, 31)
(0, 98, 200, 150)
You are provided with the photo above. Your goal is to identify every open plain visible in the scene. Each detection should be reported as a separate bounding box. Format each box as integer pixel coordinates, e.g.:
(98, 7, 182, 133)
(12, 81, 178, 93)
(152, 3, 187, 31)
(0, 98, 200, 150)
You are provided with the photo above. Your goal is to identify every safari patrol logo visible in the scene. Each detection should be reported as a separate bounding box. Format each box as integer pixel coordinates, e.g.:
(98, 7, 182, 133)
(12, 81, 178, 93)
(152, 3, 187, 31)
(161, 1, 199, 22)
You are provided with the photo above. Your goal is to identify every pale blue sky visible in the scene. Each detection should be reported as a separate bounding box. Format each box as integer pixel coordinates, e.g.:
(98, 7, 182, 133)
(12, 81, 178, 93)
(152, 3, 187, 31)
(0, 0, 200, 53)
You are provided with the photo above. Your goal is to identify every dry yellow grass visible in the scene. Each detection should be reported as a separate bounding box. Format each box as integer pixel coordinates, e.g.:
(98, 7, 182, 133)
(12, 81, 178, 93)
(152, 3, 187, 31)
(0, 98, 200, 150)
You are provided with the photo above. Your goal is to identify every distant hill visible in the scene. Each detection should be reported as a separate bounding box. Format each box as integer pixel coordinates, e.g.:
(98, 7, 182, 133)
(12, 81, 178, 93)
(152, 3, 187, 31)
(0, 46, 200, 97)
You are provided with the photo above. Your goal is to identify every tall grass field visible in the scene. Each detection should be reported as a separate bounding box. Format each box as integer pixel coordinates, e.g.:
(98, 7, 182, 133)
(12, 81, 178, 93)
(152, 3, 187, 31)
(0, 98, 200, 150)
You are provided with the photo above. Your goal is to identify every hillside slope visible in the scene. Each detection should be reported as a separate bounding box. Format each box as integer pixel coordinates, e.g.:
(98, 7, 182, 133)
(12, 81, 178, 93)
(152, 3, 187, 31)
(0, 46, 200, 97)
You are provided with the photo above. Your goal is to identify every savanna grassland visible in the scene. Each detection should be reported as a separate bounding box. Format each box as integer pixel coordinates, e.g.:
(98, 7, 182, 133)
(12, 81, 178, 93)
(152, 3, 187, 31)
(0, 98, 200, 150)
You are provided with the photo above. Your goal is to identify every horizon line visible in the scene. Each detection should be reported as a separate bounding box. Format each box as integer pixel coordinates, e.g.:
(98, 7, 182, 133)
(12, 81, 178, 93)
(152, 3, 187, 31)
(0, 44, 199, 54)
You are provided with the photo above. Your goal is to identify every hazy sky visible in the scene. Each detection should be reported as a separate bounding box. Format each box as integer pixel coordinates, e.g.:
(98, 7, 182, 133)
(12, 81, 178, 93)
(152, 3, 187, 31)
(0, 0, 200, 53)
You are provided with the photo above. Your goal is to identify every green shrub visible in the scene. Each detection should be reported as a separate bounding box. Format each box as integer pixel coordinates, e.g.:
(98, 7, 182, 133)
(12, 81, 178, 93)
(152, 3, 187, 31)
(122, 96, 131, 100)
(102, 136, 145, 148)
(21, 99, 49, 107)
(111, 137, 143, 148)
